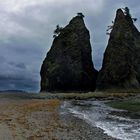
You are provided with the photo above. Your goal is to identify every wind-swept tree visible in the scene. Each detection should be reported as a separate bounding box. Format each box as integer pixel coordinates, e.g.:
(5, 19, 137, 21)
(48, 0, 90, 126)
(77, 12, 85, 18)
(123, 7, 131, 16)
(132, 18, 138, 22)
(106, 21, 114, 35)
(53, 24, 63, 38)
(122, 7, 138, 22)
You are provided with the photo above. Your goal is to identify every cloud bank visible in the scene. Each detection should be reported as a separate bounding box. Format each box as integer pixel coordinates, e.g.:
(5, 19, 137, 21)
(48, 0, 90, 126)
(0, 0, 139, 92)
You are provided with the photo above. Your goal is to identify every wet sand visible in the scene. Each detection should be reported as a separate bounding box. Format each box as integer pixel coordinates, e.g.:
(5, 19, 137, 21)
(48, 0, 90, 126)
(0, 93, 117, 140)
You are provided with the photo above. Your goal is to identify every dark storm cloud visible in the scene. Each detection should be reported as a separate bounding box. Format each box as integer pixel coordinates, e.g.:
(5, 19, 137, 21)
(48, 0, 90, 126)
(0, 0, 139, 92)
(8, 62, 26, 69)
(0, 77, 39, 92)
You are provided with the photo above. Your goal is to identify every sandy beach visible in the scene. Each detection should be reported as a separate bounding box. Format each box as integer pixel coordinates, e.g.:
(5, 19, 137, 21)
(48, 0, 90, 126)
(0, 93, 117, 140)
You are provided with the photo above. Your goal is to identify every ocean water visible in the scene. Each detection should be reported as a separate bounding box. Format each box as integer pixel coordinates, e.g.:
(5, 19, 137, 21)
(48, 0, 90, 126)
(61, 100, 140, 140)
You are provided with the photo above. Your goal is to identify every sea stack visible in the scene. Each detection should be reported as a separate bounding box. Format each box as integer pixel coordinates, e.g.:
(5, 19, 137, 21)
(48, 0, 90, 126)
(40, 15, 98, 92)
(97, 8, 140, 90)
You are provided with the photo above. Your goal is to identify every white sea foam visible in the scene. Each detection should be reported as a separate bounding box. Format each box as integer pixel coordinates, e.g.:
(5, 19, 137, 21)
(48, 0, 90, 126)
(63, 101, 140, 140)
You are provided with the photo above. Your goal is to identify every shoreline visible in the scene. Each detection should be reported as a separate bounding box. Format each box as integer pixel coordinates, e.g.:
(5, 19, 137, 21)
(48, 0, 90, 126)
(0, 94, 118, 140)
(60, 111, 117, 140)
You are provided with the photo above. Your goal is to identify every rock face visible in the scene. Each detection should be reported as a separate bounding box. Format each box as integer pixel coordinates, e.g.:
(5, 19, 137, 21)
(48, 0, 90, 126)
(40, 16, 98, 92)
(97, 9, 140, 90)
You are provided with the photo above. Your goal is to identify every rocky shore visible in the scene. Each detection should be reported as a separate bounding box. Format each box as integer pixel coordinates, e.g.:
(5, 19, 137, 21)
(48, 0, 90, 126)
(59, 111, 117, 140)
(0, 93, 116, 140)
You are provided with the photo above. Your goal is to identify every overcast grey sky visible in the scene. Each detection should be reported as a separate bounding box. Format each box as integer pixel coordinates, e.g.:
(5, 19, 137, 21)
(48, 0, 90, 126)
(0, 0, 139, 92)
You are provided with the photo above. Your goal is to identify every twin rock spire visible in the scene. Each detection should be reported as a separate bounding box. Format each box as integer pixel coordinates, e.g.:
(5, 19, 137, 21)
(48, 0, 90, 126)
(40, 9, 140, 92)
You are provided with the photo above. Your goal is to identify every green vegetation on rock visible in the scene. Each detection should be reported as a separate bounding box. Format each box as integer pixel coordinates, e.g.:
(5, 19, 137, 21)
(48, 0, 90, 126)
(97, 8, 140, 91)
(40, 15, 98, 92)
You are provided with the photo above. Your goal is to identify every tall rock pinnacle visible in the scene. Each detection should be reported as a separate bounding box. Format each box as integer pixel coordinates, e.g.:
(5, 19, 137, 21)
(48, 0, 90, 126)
(40, 15, 98, 92)
(97, 8, 140, 90)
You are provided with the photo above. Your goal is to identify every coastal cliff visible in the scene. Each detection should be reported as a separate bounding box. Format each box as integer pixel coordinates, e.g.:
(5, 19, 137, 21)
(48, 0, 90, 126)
(40, 15, 98, 92)
(97, 9, 140, 90)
